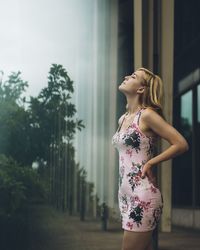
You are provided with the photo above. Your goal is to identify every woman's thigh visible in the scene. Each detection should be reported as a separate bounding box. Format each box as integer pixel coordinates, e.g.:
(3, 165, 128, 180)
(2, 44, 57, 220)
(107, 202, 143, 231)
(121, 229, 153, 250)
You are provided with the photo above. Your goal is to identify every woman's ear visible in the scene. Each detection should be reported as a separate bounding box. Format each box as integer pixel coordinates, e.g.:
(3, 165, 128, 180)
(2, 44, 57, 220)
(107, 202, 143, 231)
(137, 86, 145, 94)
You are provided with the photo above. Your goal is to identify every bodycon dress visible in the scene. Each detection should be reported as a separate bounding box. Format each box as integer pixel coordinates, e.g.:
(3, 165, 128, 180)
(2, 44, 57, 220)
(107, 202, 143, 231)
(111, 108, 163, 232)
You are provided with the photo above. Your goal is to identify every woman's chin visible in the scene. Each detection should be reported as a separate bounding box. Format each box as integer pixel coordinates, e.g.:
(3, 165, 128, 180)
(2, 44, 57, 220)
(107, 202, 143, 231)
(118, 84, 125, 92)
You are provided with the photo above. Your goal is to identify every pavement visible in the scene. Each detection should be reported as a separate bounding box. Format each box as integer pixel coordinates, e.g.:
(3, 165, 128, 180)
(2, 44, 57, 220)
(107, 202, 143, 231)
(27, 204, 200, 250)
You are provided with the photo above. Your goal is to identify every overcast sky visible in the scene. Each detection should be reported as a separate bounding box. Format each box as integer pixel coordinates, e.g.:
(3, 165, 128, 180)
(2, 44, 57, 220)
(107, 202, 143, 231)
(0, 0, 93, 99)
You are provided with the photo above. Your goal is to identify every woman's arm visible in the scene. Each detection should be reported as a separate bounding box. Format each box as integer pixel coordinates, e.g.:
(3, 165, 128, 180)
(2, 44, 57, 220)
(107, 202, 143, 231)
(141, 108, 189, 178)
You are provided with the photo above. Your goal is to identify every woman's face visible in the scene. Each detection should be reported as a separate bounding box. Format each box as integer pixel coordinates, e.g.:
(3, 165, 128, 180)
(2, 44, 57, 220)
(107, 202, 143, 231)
(118, 70, 145, 95)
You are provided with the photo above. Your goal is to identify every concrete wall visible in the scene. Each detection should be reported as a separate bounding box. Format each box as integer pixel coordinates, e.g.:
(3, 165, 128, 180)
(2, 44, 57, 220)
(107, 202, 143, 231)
(172, 208, 200, 230)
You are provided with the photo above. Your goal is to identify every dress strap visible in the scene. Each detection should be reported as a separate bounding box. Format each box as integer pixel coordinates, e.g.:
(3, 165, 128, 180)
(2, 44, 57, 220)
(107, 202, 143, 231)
(117, 112, 128, 132)
(136, 108, 144, 125)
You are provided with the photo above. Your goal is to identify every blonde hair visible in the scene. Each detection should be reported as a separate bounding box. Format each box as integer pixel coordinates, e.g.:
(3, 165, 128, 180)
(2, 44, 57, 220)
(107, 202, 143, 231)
(126, 67, 166, 120)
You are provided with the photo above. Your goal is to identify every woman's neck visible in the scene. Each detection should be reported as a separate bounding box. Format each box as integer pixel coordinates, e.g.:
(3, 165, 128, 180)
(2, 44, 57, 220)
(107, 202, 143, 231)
(126, 94, 142, 115)
(127, 105, 142, 115)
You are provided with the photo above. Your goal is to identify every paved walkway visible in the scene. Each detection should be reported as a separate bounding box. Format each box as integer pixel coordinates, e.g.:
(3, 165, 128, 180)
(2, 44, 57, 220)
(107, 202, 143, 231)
(28, 204, 200, 250)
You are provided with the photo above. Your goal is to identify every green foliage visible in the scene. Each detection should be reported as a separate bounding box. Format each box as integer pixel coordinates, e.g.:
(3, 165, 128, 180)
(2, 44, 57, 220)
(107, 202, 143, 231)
(0, 70, 28, 105)
(0, 71, 30, 164)
(28, 63, 85, 163)
(0, 64, 85, 214)
(0, 64, 85, 165)
(0, 154, 47, 216)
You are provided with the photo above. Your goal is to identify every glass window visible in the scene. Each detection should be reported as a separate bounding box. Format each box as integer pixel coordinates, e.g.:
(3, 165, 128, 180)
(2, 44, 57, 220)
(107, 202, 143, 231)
(198, 85, 200, 122)
(172, 90, 193, 206)
(196, 84, 200, 206)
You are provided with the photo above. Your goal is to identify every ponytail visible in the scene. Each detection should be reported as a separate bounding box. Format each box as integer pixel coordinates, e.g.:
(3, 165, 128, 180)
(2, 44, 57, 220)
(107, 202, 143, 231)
(137, 68, 166, 120)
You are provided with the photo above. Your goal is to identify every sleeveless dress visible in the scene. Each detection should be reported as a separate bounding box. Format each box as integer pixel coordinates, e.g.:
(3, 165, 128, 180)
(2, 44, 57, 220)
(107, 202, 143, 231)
(111, 108, 163, 232)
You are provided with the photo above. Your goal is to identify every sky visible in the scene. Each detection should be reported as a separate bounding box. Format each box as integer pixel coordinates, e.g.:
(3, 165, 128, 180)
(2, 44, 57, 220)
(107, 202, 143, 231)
(0, 0, 93, 100)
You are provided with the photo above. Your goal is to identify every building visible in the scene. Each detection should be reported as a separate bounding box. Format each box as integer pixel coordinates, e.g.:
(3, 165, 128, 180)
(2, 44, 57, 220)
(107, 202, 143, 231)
(74, 0, 200, 232)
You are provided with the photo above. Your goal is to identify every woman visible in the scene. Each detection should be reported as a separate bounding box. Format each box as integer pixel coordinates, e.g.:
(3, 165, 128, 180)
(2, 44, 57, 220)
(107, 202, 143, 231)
(111, 67, 189, 250)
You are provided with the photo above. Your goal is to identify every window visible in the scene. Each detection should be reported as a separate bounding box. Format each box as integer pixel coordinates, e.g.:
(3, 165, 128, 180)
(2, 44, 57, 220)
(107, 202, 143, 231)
(195, 84, 200, 206)
(172, 91, 193, 206)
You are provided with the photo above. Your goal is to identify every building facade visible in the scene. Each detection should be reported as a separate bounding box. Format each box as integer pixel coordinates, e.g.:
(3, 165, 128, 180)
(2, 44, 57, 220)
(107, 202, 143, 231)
(74, 0, 200, 232)
(172, 0, 200, 230)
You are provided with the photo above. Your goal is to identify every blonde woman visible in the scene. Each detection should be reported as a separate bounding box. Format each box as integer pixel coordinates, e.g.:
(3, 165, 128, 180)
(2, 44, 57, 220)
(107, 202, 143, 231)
(111, 67, 189, 250)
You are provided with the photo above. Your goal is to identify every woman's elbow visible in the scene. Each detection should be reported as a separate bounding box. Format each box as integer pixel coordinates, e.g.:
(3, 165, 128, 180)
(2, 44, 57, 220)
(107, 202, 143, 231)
(178, 140, 189, 153)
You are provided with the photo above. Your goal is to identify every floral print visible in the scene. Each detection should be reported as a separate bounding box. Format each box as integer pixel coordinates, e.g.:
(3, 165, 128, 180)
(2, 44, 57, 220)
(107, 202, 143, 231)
(126, 162, 143, 191)
(112, 108, 163, 232)
(129, 205, 144, 227)
(123, 130, 141, 153)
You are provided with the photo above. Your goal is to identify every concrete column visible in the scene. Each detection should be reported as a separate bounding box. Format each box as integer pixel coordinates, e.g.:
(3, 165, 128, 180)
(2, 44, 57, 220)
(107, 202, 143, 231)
(160, 0, 174, 232)
(134, 0, 154, 70)
(141, 0, 154, 69)
(134, 0, 143, 69)
(146, 0, 154, 70)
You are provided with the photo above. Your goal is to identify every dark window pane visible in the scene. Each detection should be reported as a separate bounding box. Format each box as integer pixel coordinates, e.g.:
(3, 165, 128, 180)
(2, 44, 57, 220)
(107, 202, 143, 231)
(172, 90, 193, 206)
(196, 85, 200, 206)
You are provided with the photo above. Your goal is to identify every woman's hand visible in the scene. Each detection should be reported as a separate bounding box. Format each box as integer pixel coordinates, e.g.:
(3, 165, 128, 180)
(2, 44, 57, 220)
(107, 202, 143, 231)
(141, 162, 156, 185)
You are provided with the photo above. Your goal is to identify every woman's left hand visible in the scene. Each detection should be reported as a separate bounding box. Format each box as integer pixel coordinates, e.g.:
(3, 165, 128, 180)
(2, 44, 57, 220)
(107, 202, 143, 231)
(141, 162, 155, 182)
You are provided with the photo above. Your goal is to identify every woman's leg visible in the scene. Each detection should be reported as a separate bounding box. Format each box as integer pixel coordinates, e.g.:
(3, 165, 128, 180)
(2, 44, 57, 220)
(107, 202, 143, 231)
(121, 229, 153, 250)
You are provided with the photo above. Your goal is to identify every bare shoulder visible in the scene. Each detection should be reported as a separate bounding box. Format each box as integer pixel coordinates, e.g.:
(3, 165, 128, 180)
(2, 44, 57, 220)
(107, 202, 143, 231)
(141, 107, 167, 126)
(141, 107, 170, 129)
(139, 108, 163, 137)
(142, 107, 161, 119)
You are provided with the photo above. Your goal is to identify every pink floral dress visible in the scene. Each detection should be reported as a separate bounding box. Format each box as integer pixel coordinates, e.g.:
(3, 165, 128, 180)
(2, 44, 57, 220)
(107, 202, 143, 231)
(111, 108, 163, 232)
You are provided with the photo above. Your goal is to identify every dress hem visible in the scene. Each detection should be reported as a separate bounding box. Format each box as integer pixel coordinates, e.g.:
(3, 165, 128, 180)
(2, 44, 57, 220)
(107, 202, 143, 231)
(122, 226, 155, 232)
